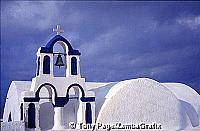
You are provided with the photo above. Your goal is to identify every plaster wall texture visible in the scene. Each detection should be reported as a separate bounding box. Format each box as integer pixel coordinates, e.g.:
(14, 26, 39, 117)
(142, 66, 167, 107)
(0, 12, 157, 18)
(162, 83, 200, 126)
(1, 121, 25, 131)
(3, 78, 200, 130)
(30, 76, 86, 97)
(96, 78, 195, 130)
(3, 81, 31, 122)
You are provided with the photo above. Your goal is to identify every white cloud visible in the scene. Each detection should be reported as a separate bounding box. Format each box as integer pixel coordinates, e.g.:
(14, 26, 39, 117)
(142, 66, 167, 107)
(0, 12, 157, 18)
(2, 1, 60, 31)
(177, 16, 200, 30)
(79, 27, 126, 57)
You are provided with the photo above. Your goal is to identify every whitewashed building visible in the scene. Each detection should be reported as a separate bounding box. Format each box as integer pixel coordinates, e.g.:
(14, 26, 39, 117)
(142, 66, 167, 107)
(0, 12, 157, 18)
(3, 25, 200, 131)
(3, 25, 96, 130)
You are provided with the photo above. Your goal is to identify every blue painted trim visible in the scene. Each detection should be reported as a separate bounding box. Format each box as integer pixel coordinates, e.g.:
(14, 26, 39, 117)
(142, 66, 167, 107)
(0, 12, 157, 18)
(28, 103, 36, 128)
(20, 103, 23, 120)
(66, 83, 85, 97)
(35, 83, 58, 106)
(62, 83, 85, 106)
(8, 112, 12, 122)
(35, 83, 58, 98)
(68, 50, 81, 55)
(37, 57, 40, 76)
(40, 35, 81, 55)
(71, 57, 77, 75)
(54, 97, 68, 107)
(80, 97, 95, 102)
(24, 97, 39, 102)
(43, 55, 50, 74)
(23, 83, 95, 108)
(85, 102, 92, 124)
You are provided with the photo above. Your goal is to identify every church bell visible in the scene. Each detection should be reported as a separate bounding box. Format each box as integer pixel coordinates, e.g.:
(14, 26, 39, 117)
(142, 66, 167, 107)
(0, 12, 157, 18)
(55, 54, 65, 68)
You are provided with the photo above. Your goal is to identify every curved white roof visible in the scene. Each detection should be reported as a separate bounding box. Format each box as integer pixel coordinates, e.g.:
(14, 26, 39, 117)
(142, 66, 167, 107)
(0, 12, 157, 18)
(3, 81, 31, 122)
(162, 83, 200, 126)
(96, 78, 194, 130)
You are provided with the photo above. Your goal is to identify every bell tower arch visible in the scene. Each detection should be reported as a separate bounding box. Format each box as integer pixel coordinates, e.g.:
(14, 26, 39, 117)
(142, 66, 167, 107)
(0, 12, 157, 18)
(35, 27, 81, 78)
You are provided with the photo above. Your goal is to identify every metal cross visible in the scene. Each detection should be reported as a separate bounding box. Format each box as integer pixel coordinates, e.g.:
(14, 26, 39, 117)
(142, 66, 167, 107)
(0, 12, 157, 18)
(53, 24, 64, 35)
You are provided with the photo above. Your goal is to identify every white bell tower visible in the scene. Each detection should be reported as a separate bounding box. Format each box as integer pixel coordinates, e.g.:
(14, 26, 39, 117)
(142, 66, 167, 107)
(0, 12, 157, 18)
(20, 25, 95, 130)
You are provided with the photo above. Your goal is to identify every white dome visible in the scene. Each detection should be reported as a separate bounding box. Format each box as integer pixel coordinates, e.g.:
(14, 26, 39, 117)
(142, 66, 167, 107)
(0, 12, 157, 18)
(96, 78, 191, 130)
(162, 83, 200, 126)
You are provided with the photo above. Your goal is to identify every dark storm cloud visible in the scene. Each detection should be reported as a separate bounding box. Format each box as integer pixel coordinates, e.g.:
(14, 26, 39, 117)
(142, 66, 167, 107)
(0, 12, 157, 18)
(1, 1, 200, 117)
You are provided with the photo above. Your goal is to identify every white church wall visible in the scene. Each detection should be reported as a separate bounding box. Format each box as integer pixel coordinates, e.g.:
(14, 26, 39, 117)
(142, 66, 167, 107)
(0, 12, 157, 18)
(30, 76, 86, 97)
(65, 54, 70, 77)
(85, 82, 112, 90)
(3, 82, 21, 122)
(2, 26, 199, 131)
(96, 78, 192, 130)
(3, 79, 93, 130)
(3, 82, 15, 122)
(76, 101, 85, 124)
(162, 83, 200, 126)
(3, 79, 200, 130)
(3, 81, 32, 122)
(1, 121, 25, 131)
(88, 82, 118, 120)
(3, 98, 10, 122)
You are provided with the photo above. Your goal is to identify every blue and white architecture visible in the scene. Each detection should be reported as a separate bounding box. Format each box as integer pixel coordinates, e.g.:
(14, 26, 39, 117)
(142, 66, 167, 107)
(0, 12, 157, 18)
(2, 25, 200, 131)
(3, 25, 95, 130)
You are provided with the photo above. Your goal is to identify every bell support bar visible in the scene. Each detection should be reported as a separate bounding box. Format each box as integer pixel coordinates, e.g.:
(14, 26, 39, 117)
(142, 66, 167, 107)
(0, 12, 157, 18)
(53, 52, 67, 56)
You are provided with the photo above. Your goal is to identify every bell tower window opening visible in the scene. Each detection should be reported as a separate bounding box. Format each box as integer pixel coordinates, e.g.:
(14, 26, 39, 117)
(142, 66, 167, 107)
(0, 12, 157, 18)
(43, 55, 50, 74)
(53, 42, 66, 77)
(71, 57, 77, 75)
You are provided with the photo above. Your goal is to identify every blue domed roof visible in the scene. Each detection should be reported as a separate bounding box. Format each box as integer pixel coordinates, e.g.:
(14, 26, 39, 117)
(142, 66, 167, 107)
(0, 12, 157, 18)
(40, 35, 81, 55)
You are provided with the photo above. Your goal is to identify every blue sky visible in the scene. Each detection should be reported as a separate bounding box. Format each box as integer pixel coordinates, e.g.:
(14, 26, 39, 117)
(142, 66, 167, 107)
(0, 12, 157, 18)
(1, 1, 200, 117)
